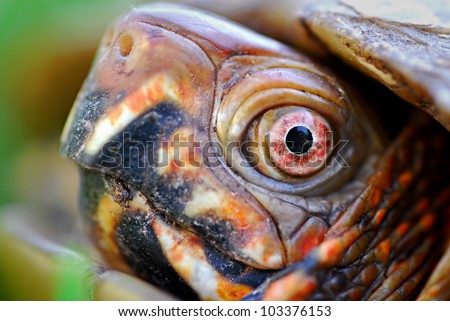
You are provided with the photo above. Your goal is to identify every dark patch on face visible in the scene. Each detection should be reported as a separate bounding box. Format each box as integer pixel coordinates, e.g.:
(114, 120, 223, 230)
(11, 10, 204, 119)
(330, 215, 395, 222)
(115, 212, 199, 300)
(92, 102, 193, 222)
(202, 240, 274, 288)
(85, 101, 277, 284)
(89, 102, 265, 267)
(61, 90, 110, 159)
(190, 215, 247, 264)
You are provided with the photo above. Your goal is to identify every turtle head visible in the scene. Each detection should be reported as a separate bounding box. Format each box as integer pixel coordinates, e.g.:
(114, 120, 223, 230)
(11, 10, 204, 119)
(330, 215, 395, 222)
(61, 4, 433, 300)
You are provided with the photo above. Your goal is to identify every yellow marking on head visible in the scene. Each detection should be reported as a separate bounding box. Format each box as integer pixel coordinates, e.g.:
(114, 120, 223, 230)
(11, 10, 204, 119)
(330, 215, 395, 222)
(155, 127, 200, 176)
(95, 195, 131, 272)
(84, 74, 182, 155)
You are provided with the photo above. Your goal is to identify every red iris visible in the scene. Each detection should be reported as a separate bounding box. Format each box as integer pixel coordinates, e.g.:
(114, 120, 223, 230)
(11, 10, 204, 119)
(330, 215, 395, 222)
(269, 108, 332, 176)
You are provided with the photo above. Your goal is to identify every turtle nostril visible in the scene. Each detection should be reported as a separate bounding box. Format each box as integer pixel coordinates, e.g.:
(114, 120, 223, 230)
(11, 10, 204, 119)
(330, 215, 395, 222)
(117, 32, 134, 58)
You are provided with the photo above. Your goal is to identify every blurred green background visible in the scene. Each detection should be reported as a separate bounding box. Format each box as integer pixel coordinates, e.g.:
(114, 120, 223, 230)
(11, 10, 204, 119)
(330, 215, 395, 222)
(0, 0, 151, 300)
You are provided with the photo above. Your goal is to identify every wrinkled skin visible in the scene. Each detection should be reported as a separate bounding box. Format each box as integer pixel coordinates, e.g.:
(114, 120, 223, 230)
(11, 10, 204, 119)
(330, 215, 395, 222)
(58, 3, 450, 300)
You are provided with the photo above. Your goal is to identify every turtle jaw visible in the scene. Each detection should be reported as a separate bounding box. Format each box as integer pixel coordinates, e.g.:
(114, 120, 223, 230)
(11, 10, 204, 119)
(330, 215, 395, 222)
(63, 98, 288, 273)
(59, 6, 292, 273)
(78, 170, 277, 300)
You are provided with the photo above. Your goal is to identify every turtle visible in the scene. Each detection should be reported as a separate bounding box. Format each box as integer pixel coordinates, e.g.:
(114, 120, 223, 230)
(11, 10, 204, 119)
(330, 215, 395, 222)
(2, 1, 450, 300)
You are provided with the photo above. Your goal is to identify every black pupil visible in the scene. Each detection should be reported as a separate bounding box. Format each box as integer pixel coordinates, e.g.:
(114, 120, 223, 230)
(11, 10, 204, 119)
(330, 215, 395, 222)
(285, 125, 313, 155)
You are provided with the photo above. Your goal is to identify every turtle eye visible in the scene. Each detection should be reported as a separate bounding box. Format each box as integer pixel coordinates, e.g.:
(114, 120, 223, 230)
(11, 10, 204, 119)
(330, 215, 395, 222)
(268, 108, 332, 176)
(215, 57, 367, 194)
(246, 106, 332, 178)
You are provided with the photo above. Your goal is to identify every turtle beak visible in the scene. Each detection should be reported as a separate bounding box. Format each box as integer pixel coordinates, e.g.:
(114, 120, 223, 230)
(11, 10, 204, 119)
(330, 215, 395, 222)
(60, 6, 286, 271)
(60, 8, 216, 165)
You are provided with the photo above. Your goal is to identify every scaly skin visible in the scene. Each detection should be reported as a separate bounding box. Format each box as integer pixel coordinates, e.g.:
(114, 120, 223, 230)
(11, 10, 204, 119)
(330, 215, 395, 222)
(60, 4, 450, 300)
(248, 123, 450, 300)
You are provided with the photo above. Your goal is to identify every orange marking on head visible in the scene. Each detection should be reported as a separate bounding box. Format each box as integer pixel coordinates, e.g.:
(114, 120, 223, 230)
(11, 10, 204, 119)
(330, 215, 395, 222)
(153, 79, 163, 99)
(128, 87, 149, 113)
(289, 223, 327, 262)
(371, 188, 382, 206)
(398, 171, 414, 187)
(396, 222, 410, 236)
(223, 197, 251, 231)
(317, 239, 342, 264)
(262, 272, 316, 300)
(158, 127, 202, 175)
(129, 90, 145, 113)
(165, 228, 173, 237)
(152, 220, 162, 236)
(298, 235, 324, 259)
(318, 228, 359, 265)
(419, 213, 436, 230)
(109, 105, 124, 126)
(125, 74, 170, 113)
(171, 251, 184, 263)
(216, 277, 252, 300)
(374, 208, 387, 227)
(375, 240, 391, 262)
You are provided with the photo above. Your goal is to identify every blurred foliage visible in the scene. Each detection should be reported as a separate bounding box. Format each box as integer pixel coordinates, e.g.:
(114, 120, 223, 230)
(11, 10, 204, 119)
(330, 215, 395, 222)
(0, 0, 149, 204)
(54, 250, 93, 301)
(0, 0, 151, 300)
